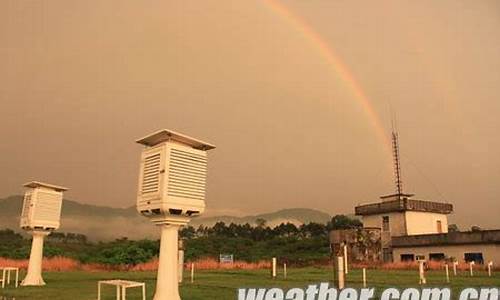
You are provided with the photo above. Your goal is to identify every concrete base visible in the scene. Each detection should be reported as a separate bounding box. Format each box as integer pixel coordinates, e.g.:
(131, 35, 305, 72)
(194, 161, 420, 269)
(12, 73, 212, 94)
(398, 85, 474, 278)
(154, 224, 182, 300)
(21, 231, 49, 286)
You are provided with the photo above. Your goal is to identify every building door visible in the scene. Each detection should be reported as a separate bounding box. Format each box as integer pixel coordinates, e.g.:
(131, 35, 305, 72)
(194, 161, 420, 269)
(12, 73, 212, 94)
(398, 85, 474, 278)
(436, 220, 443, 233)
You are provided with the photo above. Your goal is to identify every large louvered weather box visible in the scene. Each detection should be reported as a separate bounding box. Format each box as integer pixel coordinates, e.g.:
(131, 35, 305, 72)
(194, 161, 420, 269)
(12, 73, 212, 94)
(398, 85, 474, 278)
(20, 181, 67, 231)
(136, 129, 215, 224)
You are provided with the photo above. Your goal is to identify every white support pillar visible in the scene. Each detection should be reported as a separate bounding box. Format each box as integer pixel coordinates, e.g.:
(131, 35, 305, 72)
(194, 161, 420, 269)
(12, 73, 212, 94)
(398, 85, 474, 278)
(445, 264, 450, 283)
(283, 263, 287, 280)
(488, 261, 493, 277)
(419, 261, 426, 285)
(343, 245, 348, 275)
(271, 258, 277, 279)
(190, 263, 194, 283)
(337, 257, 345, 289)
(362, 268, 367, 288)
(21, 230, 49, 286)
(178, 249, 184, 283)
(453, 261, 458, 276)
(469, 261, 475, 277)
(154, 224, 181, 300)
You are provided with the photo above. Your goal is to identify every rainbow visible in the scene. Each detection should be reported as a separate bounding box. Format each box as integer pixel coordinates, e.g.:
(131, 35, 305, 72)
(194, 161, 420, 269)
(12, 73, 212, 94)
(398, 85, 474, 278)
(263, 0, 392, 154)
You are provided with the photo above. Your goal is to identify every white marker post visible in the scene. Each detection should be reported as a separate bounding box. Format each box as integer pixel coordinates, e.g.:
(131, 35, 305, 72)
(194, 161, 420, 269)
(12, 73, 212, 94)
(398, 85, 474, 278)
(178, 248, 184, 283)
(283, 263, 287, 280)
(190, 263, 194, 283)
(469, 261, 475, 277)
(419, 261, 427, 285)
(488, 261, 493, 277)
(362, 268, 367, 288)
(337, 257, 345, 289)
(343, 245, 348, 275)
(453, 261, 458, 276)
(445, 264, 450, 283)
(271, 258, 277, 279)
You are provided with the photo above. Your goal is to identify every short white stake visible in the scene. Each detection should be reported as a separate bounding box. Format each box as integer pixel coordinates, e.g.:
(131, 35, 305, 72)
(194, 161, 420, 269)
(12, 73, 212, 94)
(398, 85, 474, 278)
(343, 245, 348, 275)
(362, 268, 367, 288)
(419, 261, 426, 284)
(469, 261, 475, 277)
(337, 256, 345, 289)
(190, 263, 194, 283)
(488, 261, 493, 277)
(445, 264, 450, 283)
(271, 258, 277, 279)
(178, 249, 184, 283)
(283, 263, 287, 280)
(453, 261, 458, 276)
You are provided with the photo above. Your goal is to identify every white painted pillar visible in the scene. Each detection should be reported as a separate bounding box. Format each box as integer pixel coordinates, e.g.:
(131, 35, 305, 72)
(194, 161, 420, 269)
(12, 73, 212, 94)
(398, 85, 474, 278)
(178, 249, 184, 283)
(21, 230, 49, 286)
(154, 224, 181, 300)
(337, 257, 345, 289)
(453, 261, 458, 276)
(488, 262, 493, 277)
(271, 258, 277, 279)
(283, 263, 287, 280)
(343, 245, 348, 274)
(445, 264, 450, 283)
(469, 261, 475, 277)
(362, 268, 367, 288)
(190, 263, 194, 283)
(419, 261, 426, 285)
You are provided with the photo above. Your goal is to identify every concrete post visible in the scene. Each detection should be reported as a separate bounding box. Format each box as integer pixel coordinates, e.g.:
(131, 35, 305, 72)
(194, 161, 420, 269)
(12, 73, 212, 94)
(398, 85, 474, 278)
(469, 261, 475, 277)
(21, 230, 49, 286)
(154, 224, 181, 300)
(283, 263, 287, 280)
(271, 258, 277, 279)
(190, 263, 194, 283)
(343, 245, 348, 275)
(453, 261, 458, 276)
(445, 264, 450, 283)
(362, 268, 367, 288)
(488, 262, 493, 277)
(419, 261, 426, 285)
(337, 257, 345, 289)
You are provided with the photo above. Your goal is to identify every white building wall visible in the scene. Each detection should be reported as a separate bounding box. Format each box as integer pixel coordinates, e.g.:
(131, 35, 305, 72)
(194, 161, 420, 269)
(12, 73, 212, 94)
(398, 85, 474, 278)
(405, 211, 449, 235)
(362, 212, 407, 237)
(393, 244, 500, 264)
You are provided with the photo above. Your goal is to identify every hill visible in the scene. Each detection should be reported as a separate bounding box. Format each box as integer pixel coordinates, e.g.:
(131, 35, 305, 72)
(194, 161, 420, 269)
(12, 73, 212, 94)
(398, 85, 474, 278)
(0, 196, 332, 241)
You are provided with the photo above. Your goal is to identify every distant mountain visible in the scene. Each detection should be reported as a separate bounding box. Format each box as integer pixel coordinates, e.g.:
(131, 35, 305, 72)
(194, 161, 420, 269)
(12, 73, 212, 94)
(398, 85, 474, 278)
(0, 196, 332, 241)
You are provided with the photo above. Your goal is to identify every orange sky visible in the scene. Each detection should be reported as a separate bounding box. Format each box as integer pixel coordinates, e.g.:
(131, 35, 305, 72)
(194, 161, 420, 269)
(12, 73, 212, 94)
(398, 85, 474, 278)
(1, 0, 499, 228)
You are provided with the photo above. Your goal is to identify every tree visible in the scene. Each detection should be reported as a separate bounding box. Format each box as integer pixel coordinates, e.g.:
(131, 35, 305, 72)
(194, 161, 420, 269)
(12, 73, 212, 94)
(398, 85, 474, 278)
(328, 215, 362, 230)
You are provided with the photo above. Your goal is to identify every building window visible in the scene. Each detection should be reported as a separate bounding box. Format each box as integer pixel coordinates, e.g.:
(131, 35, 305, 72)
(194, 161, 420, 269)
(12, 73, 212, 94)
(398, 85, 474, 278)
(437, 220, 443, 233)
(382, 216, 390, 232)
(383, 248, 393, 262)
(464, 253, 484, 264)
(401, 254, 415, 262)
(416, 255, 425, 261)
(429, 253, 445, 261)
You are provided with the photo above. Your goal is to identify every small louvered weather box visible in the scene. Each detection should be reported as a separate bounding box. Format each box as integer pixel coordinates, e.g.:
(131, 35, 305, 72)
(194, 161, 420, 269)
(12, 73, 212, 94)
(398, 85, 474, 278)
(20, 181, 68, 231)
(136, 129, 215, 224)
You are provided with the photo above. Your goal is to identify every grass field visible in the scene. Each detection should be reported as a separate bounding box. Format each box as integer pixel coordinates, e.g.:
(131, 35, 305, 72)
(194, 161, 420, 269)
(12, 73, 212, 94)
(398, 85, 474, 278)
(0, 267, 498, 300)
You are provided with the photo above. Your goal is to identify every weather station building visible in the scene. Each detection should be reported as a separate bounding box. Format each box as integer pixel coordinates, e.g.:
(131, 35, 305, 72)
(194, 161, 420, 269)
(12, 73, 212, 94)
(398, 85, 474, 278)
(332, 131, 500, 264)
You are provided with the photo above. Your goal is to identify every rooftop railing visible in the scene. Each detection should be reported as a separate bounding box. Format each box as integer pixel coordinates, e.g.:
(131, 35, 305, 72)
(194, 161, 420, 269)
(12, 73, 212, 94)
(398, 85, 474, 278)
(355, 199, 453, 215)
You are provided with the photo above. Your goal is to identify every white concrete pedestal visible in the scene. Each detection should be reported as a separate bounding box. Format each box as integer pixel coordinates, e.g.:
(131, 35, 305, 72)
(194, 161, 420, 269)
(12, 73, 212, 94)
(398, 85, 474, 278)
(154, 224, 181, 300)
(21, 230, 49, 286)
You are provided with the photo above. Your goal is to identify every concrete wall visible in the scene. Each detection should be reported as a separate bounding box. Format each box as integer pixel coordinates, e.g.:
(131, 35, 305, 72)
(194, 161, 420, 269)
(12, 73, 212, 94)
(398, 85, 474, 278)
(393, 244, 500, 264)
(363, 212, 407, 237)
(405, 211, 448, 235)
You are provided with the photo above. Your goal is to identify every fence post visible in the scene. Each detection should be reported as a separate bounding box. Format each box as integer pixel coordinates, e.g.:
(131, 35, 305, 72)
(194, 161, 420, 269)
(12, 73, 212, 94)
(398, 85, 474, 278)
(362, 268, 367, 288)
(190, 263, 194, 283)
(337, 257, 345, 289)
(445, 264, 450, 283)
(343, 245, 348, 275)
(283, 263, 287, 280)
(469, 261, 475, 277)
(271, 258, 277, 279)
(453, 261, 458, 276)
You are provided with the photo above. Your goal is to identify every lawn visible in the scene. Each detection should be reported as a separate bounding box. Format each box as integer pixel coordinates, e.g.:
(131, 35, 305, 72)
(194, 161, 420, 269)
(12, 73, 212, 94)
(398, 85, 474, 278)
(0, 267, 498, 300)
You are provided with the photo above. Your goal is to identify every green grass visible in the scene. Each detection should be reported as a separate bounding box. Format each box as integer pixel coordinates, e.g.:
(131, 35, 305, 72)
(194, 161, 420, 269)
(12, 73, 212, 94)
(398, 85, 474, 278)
(1, 268, 498, 300)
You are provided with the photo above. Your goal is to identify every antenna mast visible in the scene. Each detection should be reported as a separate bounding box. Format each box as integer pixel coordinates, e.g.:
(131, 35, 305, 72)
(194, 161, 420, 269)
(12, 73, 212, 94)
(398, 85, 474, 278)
(392, 130, 403, 197)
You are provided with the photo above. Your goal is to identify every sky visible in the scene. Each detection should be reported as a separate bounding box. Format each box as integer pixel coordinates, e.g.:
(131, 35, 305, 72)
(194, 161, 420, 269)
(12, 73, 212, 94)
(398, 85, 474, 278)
(1, 0, 499, 229)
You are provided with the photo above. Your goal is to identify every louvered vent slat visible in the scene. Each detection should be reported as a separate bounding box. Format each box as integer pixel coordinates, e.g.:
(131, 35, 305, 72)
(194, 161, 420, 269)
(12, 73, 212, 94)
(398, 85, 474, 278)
(168, 149, 207, 200)
(142, 153, 161, 195)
